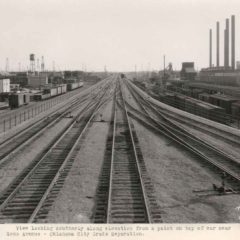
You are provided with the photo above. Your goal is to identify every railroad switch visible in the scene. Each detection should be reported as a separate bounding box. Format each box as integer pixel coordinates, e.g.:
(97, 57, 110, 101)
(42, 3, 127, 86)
(194, 172, 239, 196)
(65, 112, 74, 118)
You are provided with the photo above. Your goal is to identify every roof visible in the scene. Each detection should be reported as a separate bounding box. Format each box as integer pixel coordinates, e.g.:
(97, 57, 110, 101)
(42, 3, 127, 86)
(210, 94, 240, 102)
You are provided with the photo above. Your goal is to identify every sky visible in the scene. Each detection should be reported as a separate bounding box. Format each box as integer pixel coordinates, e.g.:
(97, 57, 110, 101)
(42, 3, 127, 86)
(0, 0, 240, 72)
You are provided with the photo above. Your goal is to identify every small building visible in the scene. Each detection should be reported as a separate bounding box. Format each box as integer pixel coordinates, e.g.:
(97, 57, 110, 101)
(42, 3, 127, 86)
(180, 62, 197, 81)
(0, 78, 10, 93)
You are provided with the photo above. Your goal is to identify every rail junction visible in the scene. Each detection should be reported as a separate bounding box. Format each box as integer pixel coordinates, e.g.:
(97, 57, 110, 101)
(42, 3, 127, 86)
(0, 74, 239, 223)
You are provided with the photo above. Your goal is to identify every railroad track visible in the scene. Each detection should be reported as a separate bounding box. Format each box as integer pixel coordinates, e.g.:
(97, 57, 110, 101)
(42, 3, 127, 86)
(0, 78, 114, 169)
(0, 80, 114, 223)
(124, 80, 240, 190)
(93, 79, 162, 223)
(0, 92, 95, 169)
(126, 79, 240, 148)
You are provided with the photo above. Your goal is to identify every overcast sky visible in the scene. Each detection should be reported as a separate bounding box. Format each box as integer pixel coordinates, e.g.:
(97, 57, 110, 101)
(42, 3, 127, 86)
(0, 0, 240, 72)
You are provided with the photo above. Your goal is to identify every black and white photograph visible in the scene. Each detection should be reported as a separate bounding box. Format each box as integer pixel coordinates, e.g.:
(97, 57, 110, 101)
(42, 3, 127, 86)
(0, 0, 240, 236)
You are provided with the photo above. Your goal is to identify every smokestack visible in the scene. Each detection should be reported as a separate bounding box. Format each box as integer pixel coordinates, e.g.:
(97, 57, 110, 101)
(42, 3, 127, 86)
(224, 18, 230, 68)
(216, 22, 220, 67)
(231, 15, 235, 70)
(209, 29, 212, 67)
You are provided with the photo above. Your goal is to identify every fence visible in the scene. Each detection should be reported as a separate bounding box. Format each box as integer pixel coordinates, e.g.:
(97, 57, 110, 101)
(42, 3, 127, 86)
(0, 94, 66, 134)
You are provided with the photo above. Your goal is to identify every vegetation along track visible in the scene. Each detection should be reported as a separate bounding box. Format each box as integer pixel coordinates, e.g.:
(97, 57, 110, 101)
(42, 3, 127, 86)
(93, 79, 162, 223)
(124, 79, 240, 191)
(0, 80, 113, 223)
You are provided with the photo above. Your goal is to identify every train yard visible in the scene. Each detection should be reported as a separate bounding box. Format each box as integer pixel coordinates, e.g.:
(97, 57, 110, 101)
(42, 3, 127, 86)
(0, 74, 239, 223)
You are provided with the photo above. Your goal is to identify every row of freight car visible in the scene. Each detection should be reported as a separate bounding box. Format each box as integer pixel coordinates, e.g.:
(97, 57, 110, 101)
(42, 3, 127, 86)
(198, 93, 240, 117)
(32, 82, 83, 101)
(158, 92, 229, 124)
(166, 85, 240, 118)
(5, 82, 84, 108)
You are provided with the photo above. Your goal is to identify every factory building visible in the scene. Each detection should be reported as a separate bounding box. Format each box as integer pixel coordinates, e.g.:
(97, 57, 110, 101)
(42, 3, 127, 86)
(180, 62, 197, 81)
(0, 78, 10, 93)
(199, 15, 238, 87)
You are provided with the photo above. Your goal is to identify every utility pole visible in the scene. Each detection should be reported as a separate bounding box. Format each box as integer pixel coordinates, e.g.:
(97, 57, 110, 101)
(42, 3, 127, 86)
(135, 65, 137, 79)
(5, 58, 9, 72)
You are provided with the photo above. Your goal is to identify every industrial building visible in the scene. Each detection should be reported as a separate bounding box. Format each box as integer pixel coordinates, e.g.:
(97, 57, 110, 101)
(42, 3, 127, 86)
(180, 62, 197, 81)
(27, 74, 48, 88)
(0, 78, 10, 93)
(199, 15, 238, 87)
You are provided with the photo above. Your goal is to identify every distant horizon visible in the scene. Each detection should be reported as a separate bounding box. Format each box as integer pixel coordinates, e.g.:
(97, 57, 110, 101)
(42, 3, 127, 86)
(1, 0, 240, 72)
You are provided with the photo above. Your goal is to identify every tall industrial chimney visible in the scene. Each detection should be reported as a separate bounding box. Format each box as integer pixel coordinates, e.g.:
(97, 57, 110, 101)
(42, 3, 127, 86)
(231, 15, 235, 70)
(209, 29, 212, 68)
(224, 18, 230, 68)
(216, 22, 220, 67)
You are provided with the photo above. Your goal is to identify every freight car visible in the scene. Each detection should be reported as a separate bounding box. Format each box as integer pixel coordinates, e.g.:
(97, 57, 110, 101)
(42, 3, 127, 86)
(198, 93, 211, 103)
(60, 84, 67, 94)
(9, 94, 25, 109)
(33, 83, 83, 102)
(209, 94, 239, 114)
(23, 94, 30, 105)
(67, 82, 84, 91)
(161, 92, 228, 124)
(33, 93, 51, 101)
(231, 101, 240, 118)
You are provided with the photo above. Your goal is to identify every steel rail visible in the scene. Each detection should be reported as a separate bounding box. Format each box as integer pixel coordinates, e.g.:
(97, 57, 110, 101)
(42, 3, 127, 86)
(0, 82, 112, 222)
(0, 97, 90, 168)
(128, 83, 240, 169)
(126, 79, 240, 146)
(118, 81, 152, 223)
(28, 87, 111, 223)
(106, 84, 117, 223)
(0, 78, 113, 168)
(124, 87, 240, 185)
(104, 79, 151, 223)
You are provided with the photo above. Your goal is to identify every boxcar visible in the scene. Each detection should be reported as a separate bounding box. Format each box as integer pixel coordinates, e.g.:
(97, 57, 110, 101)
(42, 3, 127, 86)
(67, 83, 78, 91)
(57, 86, 62, 95)
(231, 101, 240, 118)
(199, 93, 211, 103)
(175, 95, 186, 110)
(23, 94, 30, 105)
(50, 87, 58, 97)
(209, 94, 239, 114)
(185, 97, 197, 114)
(61, 84, 67, 94)
(9, 94, 24, 108)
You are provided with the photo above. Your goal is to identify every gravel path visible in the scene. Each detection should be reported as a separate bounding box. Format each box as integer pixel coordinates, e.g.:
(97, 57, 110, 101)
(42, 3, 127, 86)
(132, 118, 240, 223)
